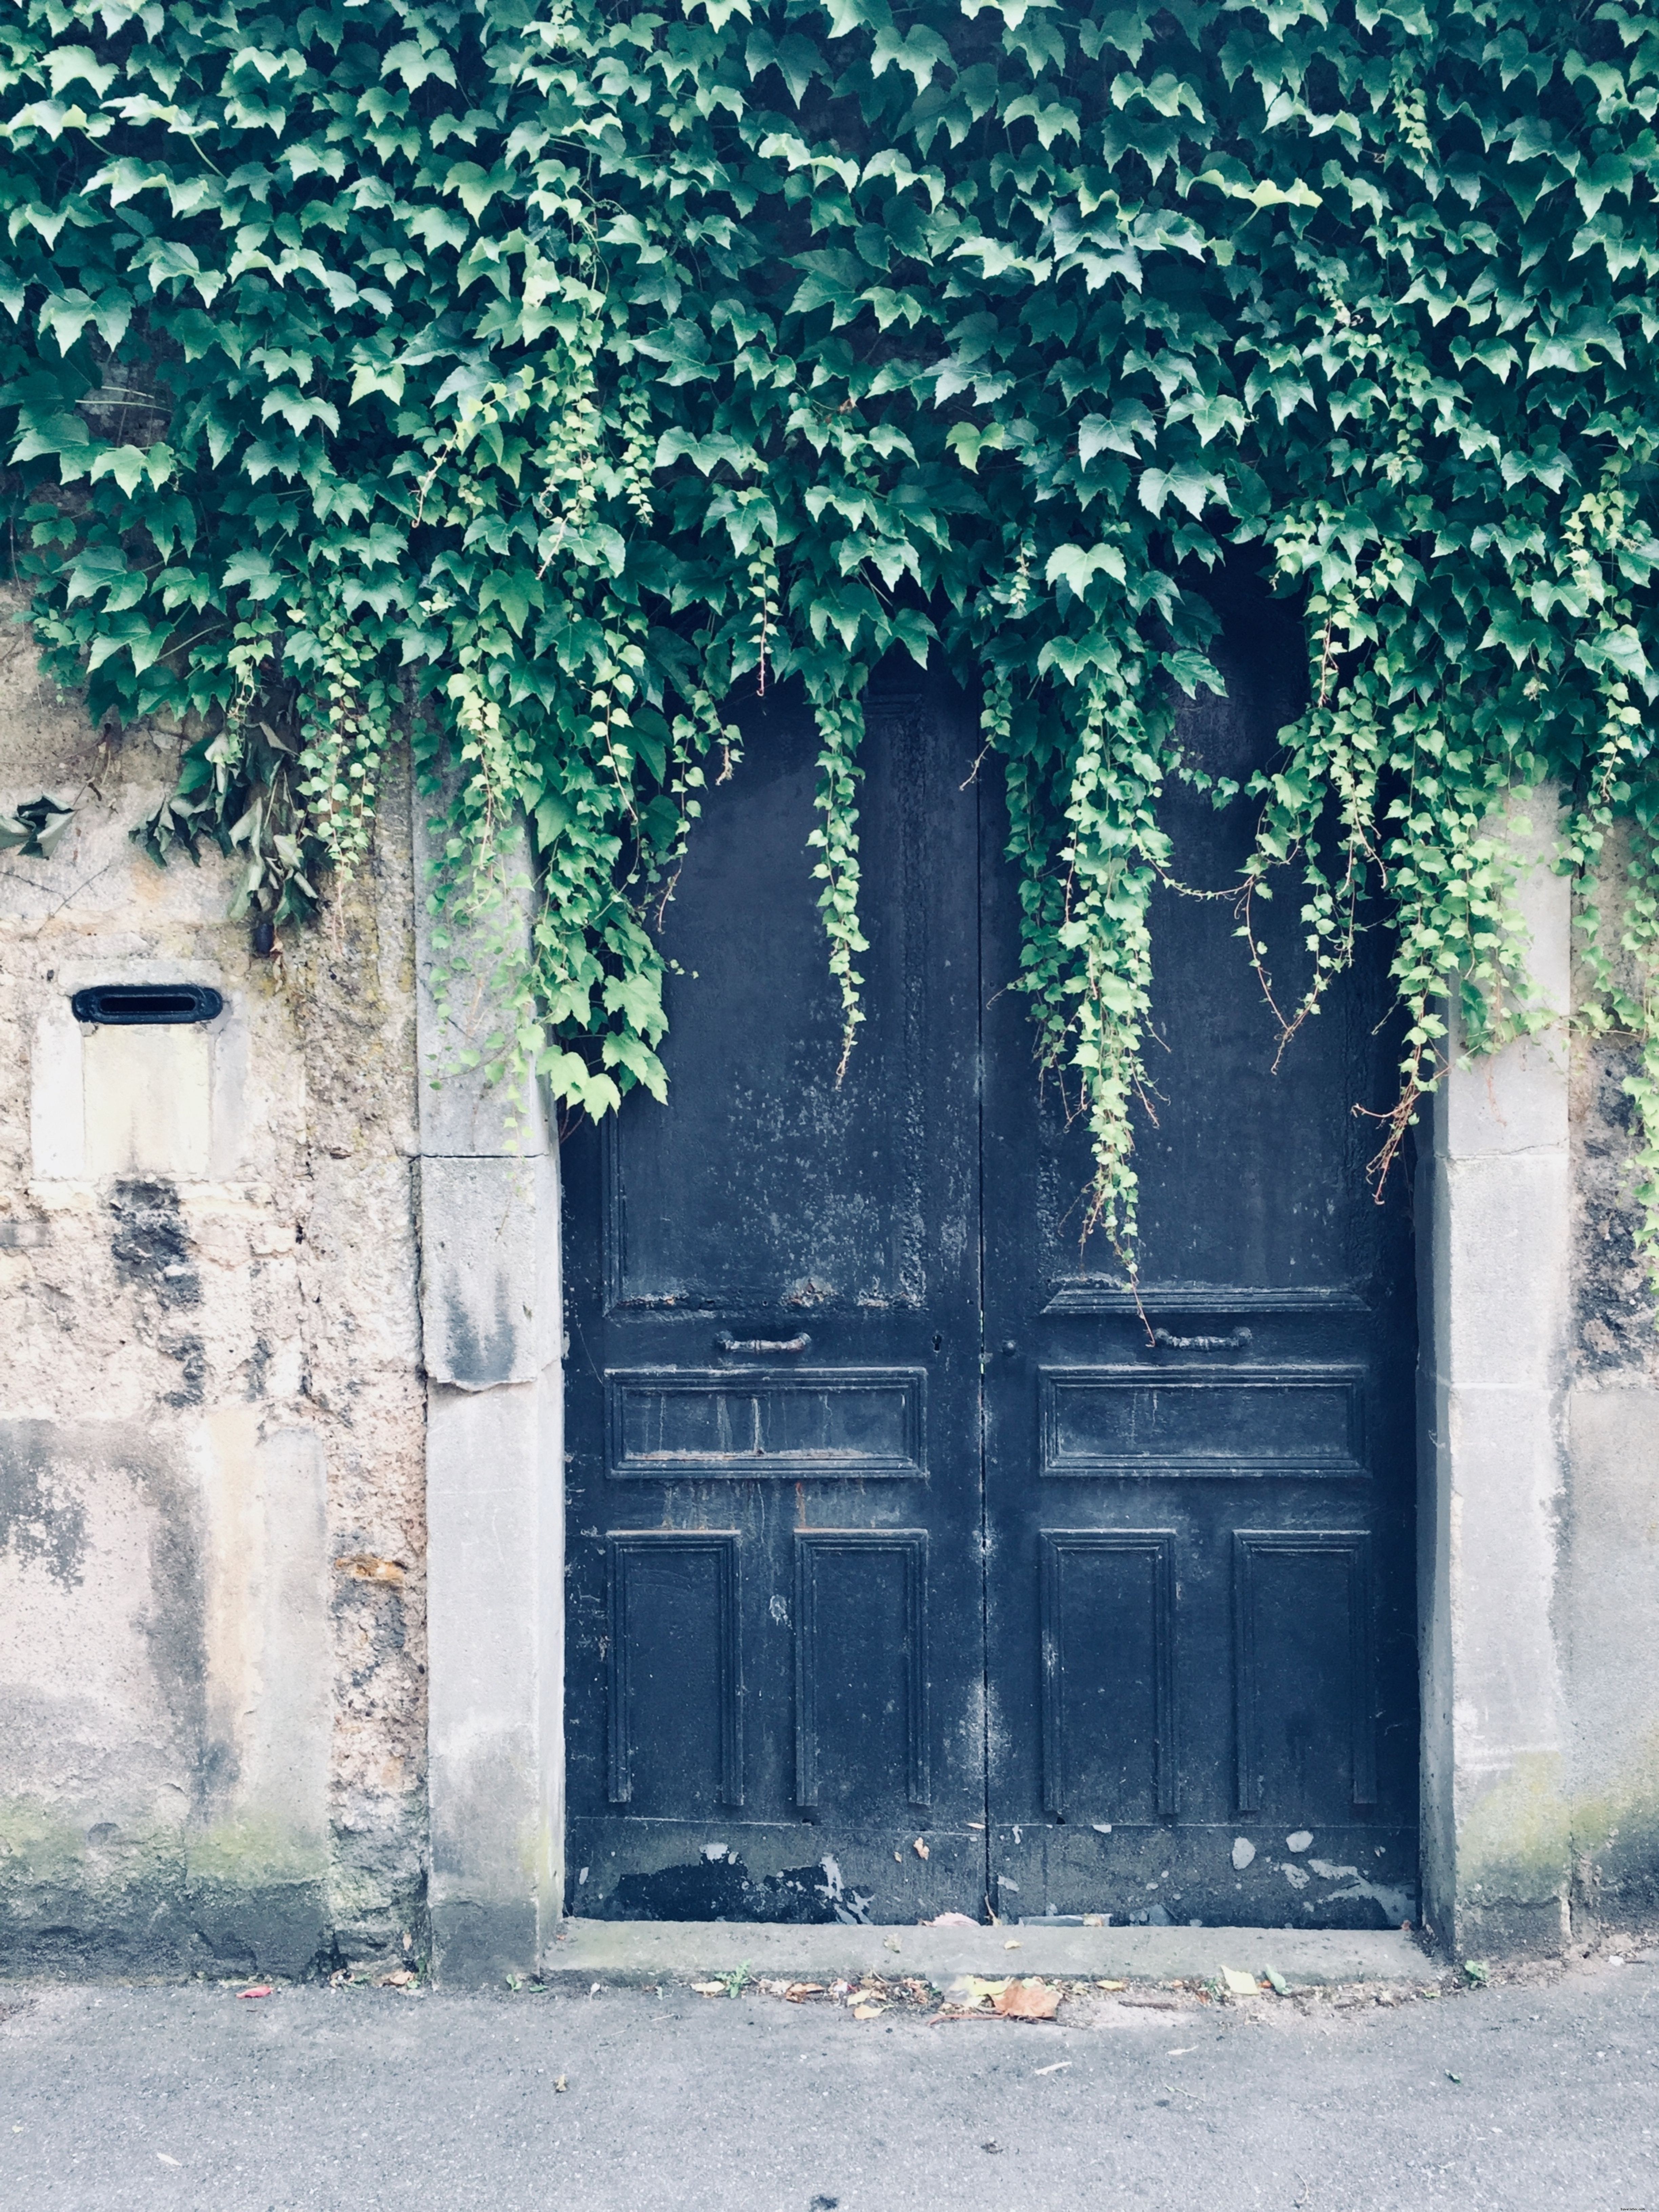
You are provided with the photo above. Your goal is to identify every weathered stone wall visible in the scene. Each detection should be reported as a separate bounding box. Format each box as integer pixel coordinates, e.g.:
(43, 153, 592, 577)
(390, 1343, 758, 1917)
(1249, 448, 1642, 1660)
(1418, 800, 1659, 1959)
(0, 610, 427, 1977)
(1566, 825, 1659, 1939)
(7, 621, 1659, 1975)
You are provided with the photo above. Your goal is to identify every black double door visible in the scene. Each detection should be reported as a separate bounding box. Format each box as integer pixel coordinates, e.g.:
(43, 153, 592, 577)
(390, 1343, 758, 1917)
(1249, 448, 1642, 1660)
(564, 588, 1418, 1930)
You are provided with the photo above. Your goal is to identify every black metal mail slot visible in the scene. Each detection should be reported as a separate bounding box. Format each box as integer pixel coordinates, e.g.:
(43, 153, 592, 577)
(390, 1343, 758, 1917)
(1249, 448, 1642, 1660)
(71, 984, 223, 1026)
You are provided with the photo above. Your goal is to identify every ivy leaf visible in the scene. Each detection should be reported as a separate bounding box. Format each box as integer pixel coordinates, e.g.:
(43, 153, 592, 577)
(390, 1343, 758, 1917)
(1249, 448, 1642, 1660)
(0, 795, 76, 859)
(89, 444, 152, 493)
(382, 40, 457, 89)
(869, 25, 953, 90)
(945, 421, 1004, 473)
(1138, 464, 1227, 517)
(745, 31, 827, 101)
(222, 549, 284, 600)
(1046, 542, 1128, 594)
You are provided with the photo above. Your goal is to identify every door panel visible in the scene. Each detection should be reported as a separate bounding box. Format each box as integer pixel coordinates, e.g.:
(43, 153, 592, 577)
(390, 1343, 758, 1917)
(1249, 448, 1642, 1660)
(980, 575, 1418, 1932)
(563, 675, 986, 1924)
(565, 570, 1418, 1927)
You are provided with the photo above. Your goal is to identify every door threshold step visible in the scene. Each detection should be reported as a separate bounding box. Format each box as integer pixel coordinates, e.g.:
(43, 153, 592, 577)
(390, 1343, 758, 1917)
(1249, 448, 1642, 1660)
(545, 1920, 1427, 1990)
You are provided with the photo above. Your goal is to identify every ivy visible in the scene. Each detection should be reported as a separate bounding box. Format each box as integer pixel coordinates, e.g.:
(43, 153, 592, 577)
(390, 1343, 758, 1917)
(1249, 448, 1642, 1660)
(2, 0, 1658, 1283)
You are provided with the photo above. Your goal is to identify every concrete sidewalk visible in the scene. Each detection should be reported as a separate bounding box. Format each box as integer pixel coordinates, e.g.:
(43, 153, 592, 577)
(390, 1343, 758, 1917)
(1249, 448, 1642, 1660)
(1, 1950, 1655, 2211)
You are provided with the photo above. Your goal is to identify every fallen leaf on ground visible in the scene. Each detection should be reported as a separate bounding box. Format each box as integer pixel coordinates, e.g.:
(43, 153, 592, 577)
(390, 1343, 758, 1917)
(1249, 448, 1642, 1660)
(1220, 1967, 1260, 1996)
(913, 1838, 929, 1860)
(1004, 1940, 1021, 1950)
(784, 1983, 825, 2002)
(852, 2004, 885, 2021)
(690, 1981, 726, 1996)
(946, 1975, 1010, 2005)
(1096, 1979, 1127, 1991)
(376, 1969, 416, 1988)
(554, 2076, 568, 2093)
(994, 1978, 1061, 2021)
(923, 1912, 977, 1927)
(237, 1986, 273, 2001)
(156, 2153, 180, 2166)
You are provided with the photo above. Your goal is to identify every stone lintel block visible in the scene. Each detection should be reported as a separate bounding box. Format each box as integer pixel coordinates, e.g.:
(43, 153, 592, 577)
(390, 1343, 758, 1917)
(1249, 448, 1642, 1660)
(1436, 1383, 1566, 1754)
(426, 1378, 560, 1984)
(428, 1897, 543, 1991)
(419, 1154, 560, 1389)
(1449, 1890, 1571, 1961)
(1439, 1030, 1569, 1163)
(413, 1007, 551, 1160)
(1432, 1153, 1570, 1392)
(1435, 786, 1569, 1169)
(411, 794, 550, 1162)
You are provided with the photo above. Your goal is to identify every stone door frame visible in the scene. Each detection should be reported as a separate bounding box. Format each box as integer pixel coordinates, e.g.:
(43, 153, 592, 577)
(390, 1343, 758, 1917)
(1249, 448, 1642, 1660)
(413, 800, 1576, 1981)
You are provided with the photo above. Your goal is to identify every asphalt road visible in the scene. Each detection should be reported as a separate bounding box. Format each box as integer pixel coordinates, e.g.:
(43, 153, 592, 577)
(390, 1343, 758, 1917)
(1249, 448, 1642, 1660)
(1, 1954, 1654, 2211)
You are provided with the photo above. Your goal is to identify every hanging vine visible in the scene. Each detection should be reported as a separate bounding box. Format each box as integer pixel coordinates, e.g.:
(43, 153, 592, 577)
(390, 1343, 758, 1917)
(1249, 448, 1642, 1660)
(2, 0, 1657, 1283)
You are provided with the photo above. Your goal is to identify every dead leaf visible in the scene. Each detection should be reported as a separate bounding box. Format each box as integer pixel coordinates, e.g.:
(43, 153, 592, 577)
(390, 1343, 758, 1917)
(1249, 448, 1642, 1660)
(1096, 1979, 1128, 1991)
(913, 1837, 929, 1860)
(554, 2076, 568, 2093)
(784, 1983, 824, 2002)
(946, 1975, 1009, 2006)
(1220, 1967, 1261, 1996)
(994, 1978, 1061, 2022)
(852, 2004, 885, 2021)
(237, 1986, 273, 2001)
(1003, 1939, 1021, 1950)
(690, 1981, 726, 1996)
(334, 1553, 407, 1585)
(376, 1968, 415, 1988)
(923, 1911, 977, 1927)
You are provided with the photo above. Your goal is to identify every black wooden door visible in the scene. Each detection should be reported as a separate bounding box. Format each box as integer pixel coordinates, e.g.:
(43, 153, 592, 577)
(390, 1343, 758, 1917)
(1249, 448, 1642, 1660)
(980, 578, 1418, 1932)
(565, 583, 1417, 1927)
(563, 677, 989, 1923)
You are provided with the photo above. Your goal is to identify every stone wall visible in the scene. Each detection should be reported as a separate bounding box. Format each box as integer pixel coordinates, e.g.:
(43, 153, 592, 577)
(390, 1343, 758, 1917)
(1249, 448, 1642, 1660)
(0, 612, 427, 1977)
(1566, 825, 1659, 1939)
(1417, 799, 1659, 1959)
(5, 615, 1659, 1977)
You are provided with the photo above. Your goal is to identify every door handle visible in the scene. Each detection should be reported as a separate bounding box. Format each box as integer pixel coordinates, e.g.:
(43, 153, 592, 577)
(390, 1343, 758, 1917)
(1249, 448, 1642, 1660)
(1151, 1326, 1253, 1351)
(716, 1332, 812, 1355)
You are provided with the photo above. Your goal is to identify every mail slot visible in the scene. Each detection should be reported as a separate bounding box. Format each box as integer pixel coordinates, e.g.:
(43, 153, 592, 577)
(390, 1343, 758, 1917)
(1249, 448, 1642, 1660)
(70, 983, 223, 1026)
